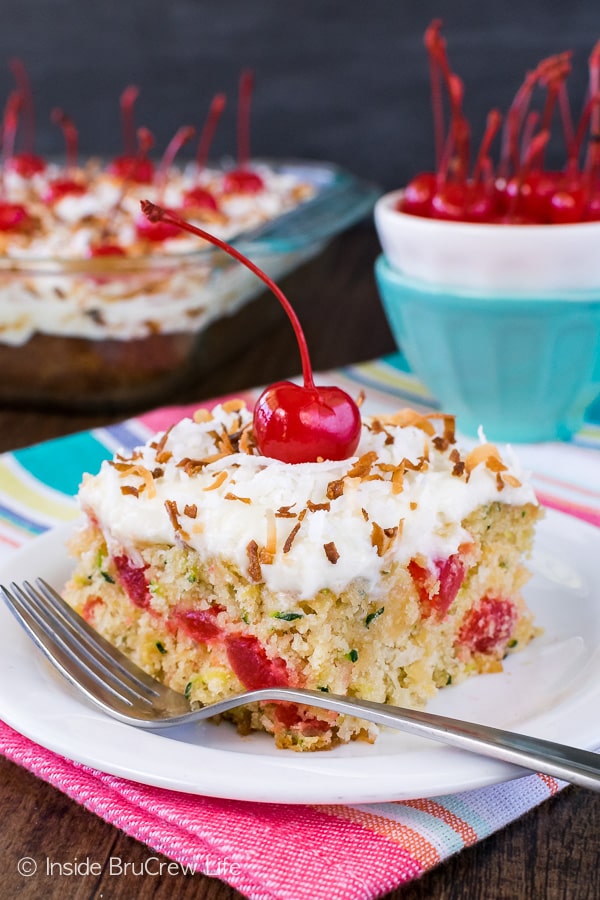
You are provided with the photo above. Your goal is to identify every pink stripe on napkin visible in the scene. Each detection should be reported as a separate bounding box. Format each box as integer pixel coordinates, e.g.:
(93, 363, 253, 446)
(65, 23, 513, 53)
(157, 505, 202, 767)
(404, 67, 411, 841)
(536, 490, 600, 529)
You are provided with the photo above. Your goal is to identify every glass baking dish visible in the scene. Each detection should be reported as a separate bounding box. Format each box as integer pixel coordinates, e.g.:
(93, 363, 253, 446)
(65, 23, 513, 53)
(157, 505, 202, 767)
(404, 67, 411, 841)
(0, 160, 379, 411)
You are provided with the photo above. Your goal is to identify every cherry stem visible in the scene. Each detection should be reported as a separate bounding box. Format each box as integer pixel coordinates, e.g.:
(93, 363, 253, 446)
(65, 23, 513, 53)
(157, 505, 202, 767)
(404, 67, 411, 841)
(2, 91, 22, 164)
(1, 91, 22, 198)
(141, 200, 315, 387)
(571, 93, 600, 174)
(520, 110, 539, 168)
(195, 93, 226, 173)
(156, 125, 195, 199)
(536, 54, 571, 167)
(558, 81, 574, 153)
(500, 67, 539, 177)
(9, 58, 35, 153)
(137, 126, 155, 159)
(51, 108, 78, 172)
(472, 109, 502, 183)
(120, 85, 139, 157)
(585, 40, 600, 173)
(238, 69, 255, 169)
(424, 20, 446, 169)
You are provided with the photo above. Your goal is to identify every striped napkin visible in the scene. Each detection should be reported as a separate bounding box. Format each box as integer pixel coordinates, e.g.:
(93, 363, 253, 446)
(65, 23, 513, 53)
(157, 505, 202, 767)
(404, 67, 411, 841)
(1, 353, 599, 900)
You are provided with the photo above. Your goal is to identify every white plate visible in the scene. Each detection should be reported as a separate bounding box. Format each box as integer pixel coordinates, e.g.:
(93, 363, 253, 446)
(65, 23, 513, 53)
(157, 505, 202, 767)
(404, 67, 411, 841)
(1, 509, 599, 804)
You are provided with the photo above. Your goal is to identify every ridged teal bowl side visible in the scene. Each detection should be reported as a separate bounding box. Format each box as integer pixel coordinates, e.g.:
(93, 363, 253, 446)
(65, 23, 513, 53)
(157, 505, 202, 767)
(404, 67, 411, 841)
(375, 255, 600, 442)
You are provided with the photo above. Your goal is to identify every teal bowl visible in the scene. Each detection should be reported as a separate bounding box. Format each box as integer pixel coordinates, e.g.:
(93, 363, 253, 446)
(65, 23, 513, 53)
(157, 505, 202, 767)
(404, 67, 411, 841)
(375, 255, 600, 442)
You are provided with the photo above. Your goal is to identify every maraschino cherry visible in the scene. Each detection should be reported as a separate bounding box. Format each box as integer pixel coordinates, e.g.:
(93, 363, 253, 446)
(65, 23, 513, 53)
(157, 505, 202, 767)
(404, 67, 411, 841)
(44, 108, 86, 203)
(222, 69, 265, 194)
(135, 125, 195, 242)
(141, 199, 361, 463)
(0, 91, 32, 231)
(6, 59, 46, 177)
(183, 92, 227, 211)
(109, 86, 155, 183)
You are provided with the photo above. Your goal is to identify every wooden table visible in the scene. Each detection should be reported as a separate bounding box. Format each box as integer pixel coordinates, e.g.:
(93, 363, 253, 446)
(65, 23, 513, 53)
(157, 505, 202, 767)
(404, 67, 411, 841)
(0, 227, 598, 899)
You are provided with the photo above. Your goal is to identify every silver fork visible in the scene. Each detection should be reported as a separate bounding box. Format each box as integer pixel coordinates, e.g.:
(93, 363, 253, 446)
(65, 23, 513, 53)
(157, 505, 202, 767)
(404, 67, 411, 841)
(2, 579, 600, 792)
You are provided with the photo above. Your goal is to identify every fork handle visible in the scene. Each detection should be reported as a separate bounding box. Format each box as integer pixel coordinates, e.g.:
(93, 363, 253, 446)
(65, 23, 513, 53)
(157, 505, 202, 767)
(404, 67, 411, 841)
(206, 687, 600, 791)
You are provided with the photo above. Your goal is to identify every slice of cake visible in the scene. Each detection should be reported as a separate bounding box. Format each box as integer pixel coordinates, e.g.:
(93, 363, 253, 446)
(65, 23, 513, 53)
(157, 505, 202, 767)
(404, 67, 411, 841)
(63, 401, 542, 751)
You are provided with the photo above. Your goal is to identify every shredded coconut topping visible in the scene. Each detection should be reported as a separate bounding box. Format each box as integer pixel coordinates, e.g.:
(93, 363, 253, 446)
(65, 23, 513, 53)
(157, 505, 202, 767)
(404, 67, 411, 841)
(78, 401, 538, 600)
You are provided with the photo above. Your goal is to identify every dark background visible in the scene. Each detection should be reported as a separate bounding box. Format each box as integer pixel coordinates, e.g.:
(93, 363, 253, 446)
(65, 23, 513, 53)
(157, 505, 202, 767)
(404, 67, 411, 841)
(2, 0, 600, 192)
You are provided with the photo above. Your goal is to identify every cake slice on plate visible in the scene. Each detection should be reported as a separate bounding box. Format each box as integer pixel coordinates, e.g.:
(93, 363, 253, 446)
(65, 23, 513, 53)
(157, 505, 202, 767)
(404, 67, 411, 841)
(63, 400, 541, 750)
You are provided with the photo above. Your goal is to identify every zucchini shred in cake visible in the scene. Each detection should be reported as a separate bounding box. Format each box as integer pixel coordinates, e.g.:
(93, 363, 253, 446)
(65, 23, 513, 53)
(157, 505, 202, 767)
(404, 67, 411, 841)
(64, 401, 542, 751)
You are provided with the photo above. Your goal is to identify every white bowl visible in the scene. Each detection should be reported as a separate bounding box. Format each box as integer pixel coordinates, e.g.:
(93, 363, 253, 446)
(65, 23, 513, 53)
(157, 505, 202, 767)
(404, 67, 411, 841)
(374, 189, 600, 293)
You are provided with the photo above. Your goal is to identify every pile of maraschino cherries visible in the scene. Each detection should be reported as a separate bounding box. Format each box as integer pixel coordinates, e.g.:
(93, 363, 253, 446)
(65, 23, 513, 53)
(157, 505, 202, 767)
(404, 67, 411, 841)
(400, 20, 600, 224)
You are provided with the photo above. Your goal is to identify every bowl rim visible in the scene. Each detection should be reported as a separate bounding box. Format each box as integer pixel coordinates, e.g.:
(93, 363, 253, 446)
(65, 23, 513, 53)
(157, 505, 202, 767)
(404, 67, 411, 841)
(375, 253, 600, 306)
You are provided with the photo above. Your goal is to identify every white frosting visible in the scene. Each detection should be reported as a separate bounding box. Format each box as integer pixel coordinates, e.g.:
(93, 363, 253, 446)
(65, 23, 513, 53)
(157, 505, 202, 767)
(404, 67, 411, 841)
(78, 404, 538, 602)
(0, 162, 315, 344)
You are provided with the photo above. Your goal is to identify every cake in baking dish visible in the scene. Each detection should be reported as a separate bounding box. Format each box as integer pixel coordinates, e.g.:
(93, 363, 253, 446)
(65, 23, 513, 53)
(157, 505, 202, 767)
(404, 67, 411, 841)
(63, 401, 542, 750)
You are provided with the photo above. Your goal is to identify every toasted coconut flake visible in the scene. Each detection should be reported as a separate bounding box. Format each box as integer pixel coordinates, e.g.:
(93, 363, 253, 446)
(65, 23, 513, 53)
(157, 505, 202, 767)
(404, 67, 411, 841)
(247, 540, 263, 582)
(324, 541, 340, 564)
(184, 504, 198, 519)
(259, 548, 274, 565)
(371, 521, 399, 557)
(485, 456, 508, 473)
(217, 429, 235, 455)
(307, 500, 331, 513)
(391, 467, 404, 494)
(203, 470, 228, 491)
(369, 418, 396, 445)
(193, 408, 214, 424)
(114, 464, 156, 499)
(222, 399, 246, 413)
(361, 507, 369, 522)
(326, 478, 345, 500)
(410, 501, 418, 511)
(502, 473, 522, 488)
(427, 413, 456, 443)
(400, 456, 428, 473)
(371, 522, 385, 557)
(283, 510, 306, 554)
(165, 499, 180, 531)
(152, 467, 165, 479)
(356, 389, 366, 408)
(382, 408, 437, 436)
(224, 492, 252, 504)
(238, 426, 256, 455)
(465, 443, 504, 475)
(177, 457, 207, 475)
(153, 427, 174, 464)
(120, 485, 139, 497)
(348, 451, 378, 479)
(133, 465, 157, 499)
(275, 504, 297, 518)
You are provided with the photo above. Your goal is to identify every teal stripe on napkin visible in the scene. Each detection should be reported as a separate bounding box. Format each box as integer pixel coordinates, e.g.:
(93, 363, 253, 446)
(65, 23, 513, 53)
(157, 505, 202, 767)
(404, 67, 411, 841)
(13, 432, 113, 497)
